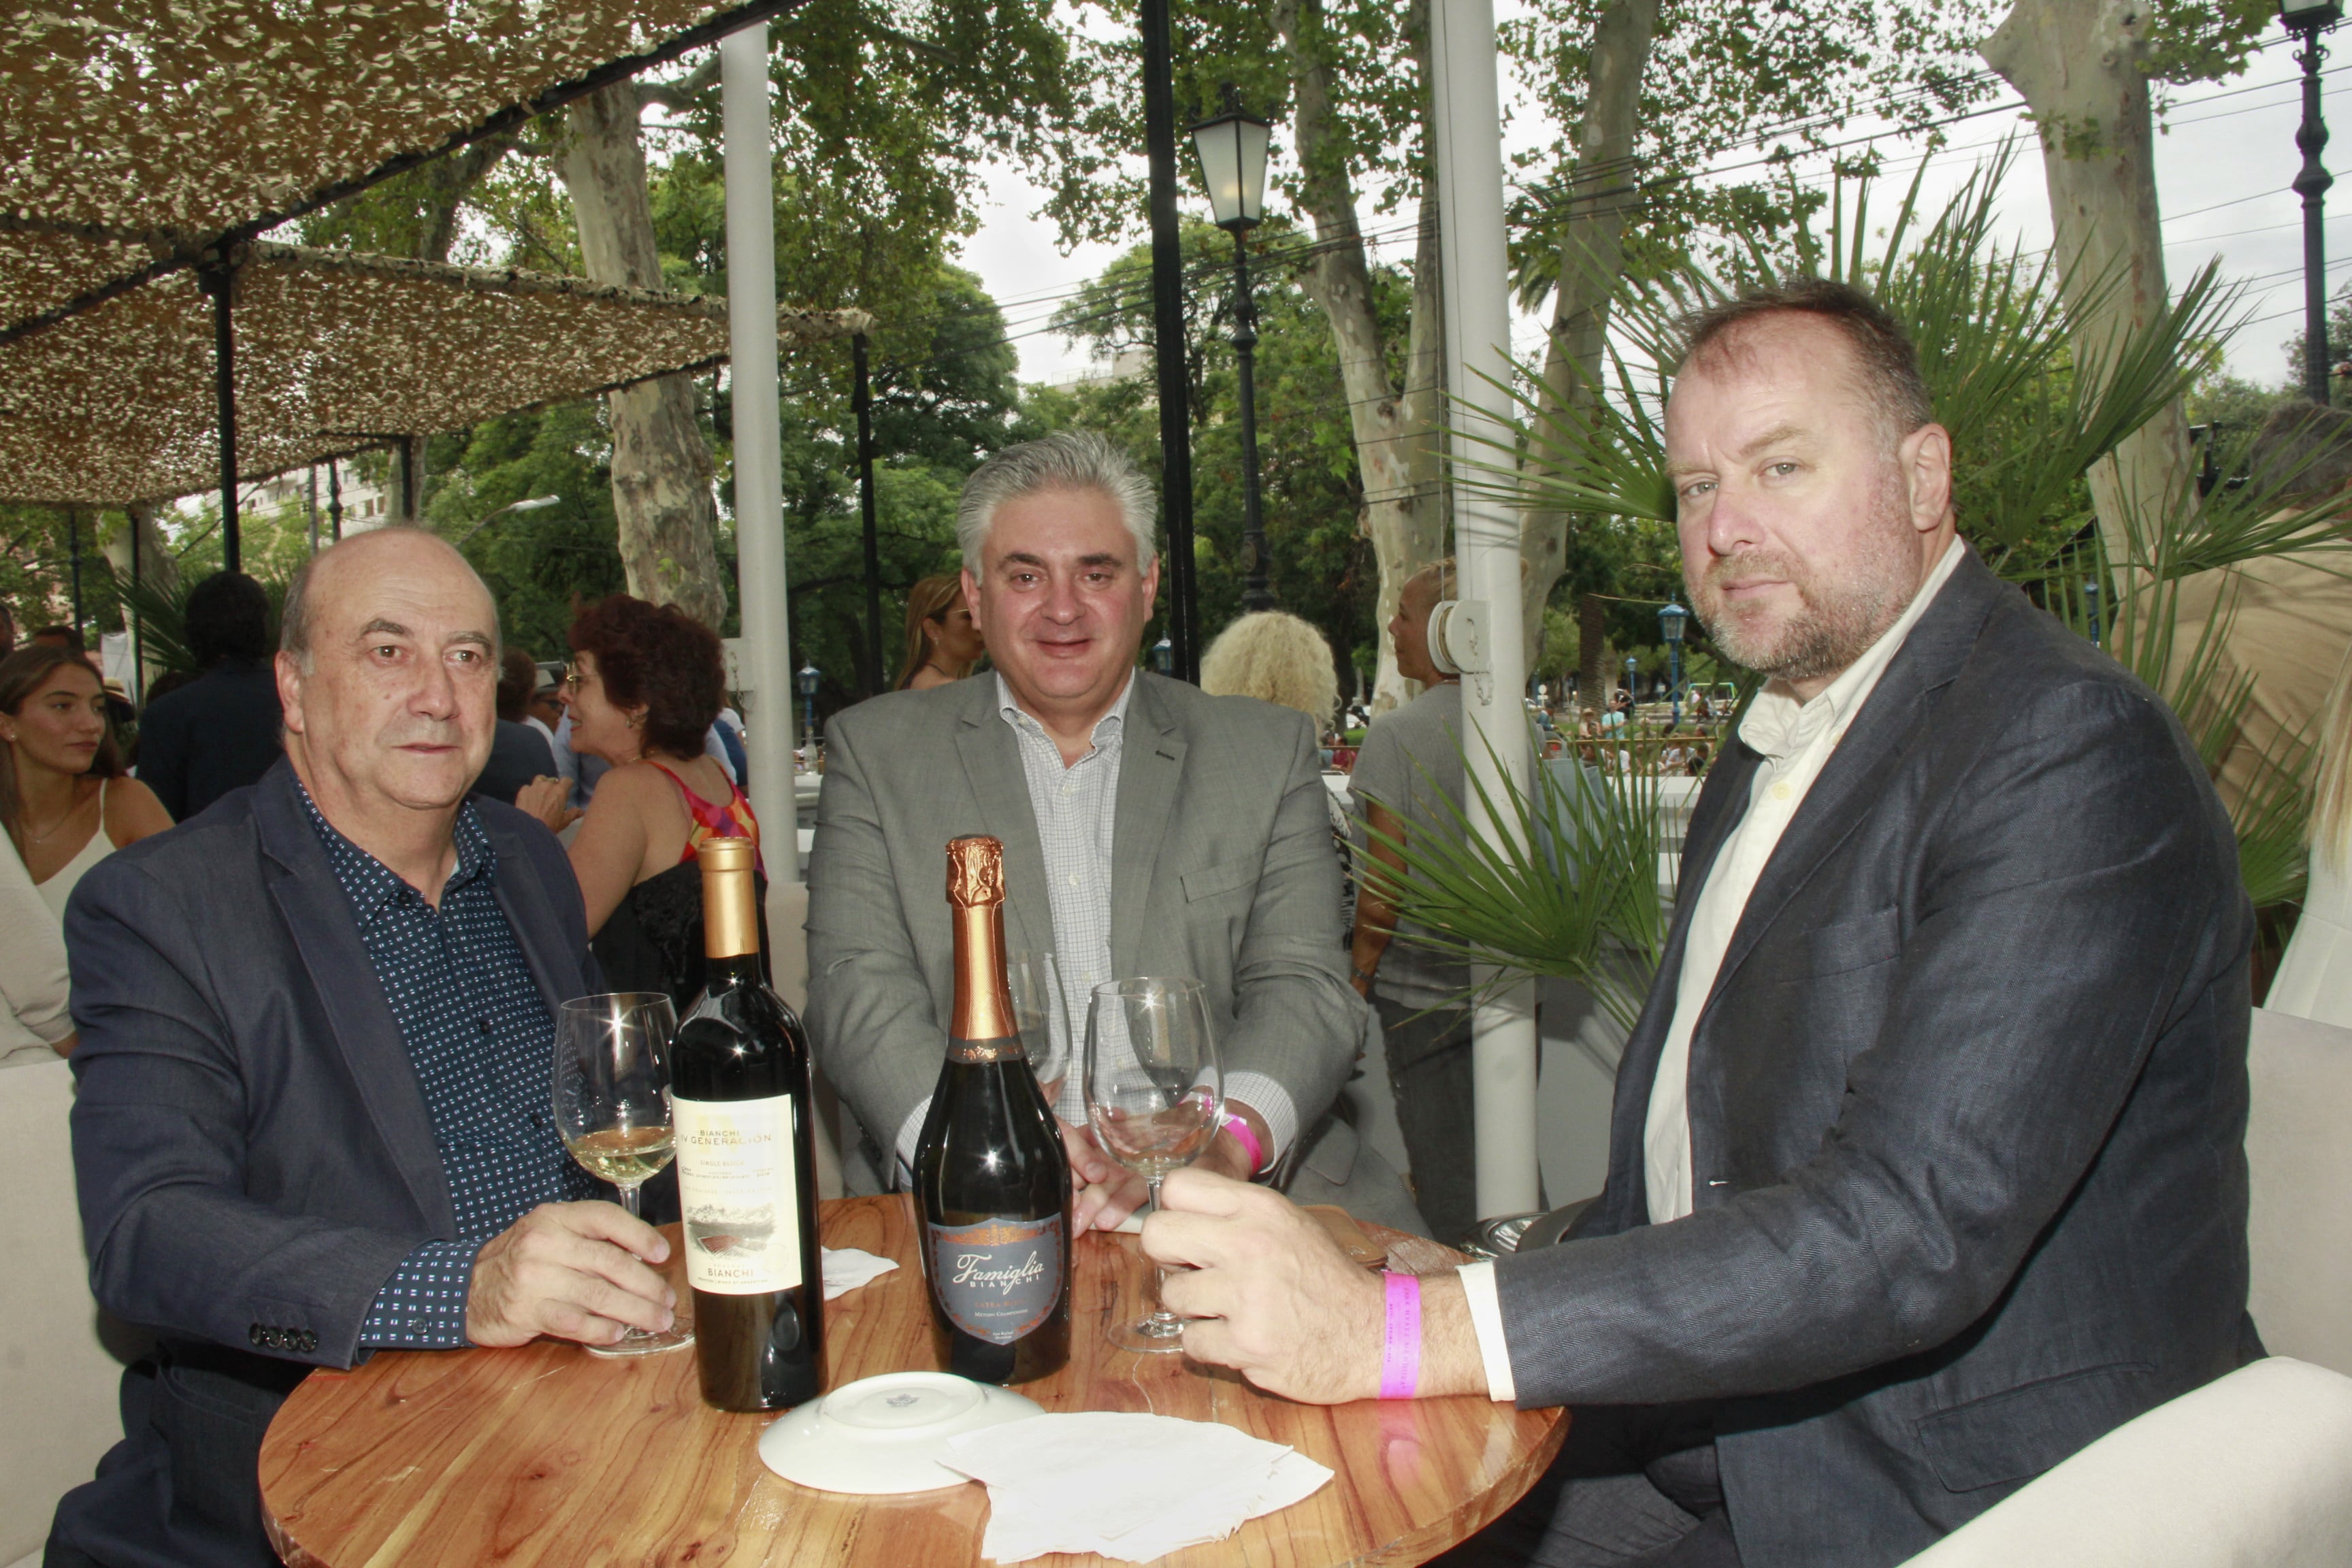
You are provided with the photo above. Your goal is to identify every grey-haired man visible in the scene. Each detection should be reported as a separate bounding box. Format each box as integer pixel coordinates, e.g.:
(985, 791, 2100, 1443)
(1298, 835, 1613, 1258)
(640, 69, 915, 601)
(49, 527, 674, 1568)
(808, 431, 1420, 1232)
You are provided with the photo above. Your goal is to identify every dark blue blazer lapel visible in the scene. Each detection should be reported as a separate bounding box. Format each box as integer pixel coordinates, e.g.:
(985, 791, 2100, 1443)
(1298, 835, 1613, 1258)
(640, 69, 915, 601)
(1595, 745, 1760, 1230)
(250, 762, 455, 1235)
(1703, 551, 2008, 1010)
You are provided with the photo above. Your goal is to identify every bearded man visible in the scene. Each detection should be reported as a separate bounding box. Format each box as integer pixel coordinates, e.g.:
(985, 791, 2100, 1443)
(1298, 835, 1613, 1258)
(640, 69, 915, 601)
(1138, 278, 2257, 1567)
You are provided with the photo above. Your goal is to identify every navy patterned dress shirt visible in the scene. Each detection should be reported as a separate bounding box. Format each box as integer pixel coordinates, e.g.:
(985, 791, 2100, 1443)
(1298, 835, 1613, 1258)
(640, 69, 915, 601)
(299, 785, 591, 1348)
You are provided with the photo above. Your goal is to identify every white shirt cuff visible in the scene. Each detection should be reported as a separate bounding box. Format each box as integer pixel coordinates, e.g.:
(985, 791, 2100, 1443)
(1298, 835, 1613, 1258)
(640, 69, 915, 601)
(1456, 1260, 1518, 1403)
(1220, 1073, 1298, 1171)
(894, 1095, 932, 1185)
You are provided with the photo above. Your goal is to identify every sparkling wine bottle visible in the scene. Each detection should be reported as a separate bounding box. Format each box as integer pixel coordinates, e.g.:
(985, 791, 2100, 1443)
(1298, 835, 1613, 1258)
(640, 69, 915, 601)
(671, 836, 823, 1411)
(913, 836, 1073, 1385)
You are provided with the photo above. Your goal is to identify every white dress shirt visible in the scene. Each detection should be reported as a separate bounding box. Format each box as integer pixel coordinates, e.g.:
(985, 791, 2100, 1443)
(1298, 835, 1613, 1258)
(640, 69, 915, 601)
(1458, 538, 1964, 1400)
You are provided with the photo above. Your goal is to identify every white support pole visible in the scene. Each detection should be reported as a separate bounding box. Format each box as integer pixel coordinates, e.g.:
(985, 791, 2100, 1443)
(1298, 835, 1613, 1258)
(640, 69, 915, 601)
(1432, 0, 1541, 1220)
(723, 24, 798, 885)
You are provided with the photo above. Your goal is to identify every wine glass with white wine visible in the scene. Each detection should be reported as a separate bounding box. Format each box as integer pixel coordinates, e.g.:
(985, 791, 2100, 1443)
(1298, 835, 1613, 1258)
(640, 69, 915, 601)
(554, 992, 693, 1356)
(1083, 976, 1221, 1353)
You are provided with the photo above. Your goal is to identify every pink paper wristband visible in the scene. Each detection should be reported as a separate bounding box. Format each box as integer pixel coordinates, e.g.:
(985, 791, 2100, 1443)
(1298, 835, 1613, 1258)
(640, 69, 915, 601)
(1218, 1109, 1269, 1175)
(1380, 1271, 1422, 1399)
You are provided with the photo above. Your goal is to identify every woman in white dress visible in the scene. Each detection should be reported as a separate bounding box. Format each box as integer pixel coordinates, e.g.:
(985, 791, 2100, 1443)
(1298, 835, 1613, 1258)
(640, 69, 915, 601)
(1, 647, 172, 1054)
(2271, 647, 2352, 1024)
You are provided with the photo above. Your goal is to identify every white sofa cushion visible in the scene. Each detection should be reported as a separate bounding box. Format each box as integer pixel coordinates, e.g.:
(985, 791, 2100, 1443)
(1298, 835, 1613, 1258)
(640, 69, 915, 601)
(1899, 1358, 2352, 1567)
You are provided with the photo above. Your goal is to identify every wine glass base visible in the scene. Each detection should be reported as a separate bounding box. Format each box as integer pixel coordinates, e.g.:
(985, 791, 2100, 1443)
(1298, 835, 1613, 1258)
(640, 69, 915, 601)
(1106, 1317, 1189, 1354)
(587, 1326, 696, 1358)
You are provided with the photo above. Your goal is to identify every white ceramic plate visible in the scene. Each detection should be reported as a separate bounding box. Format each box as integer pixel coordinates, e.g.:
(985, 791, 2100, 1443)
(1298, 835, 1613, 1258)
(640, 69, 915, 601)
(757, 1371, 1044, 1494)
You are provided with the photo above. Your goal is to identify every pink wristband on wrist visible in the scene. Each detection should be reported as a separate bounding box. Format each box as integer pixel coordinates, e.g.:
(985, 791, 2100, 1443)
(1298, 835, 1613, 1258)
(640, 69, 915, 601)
(1219, 1110, 1268, 1175)
(1380, 1270, 1422, 1399)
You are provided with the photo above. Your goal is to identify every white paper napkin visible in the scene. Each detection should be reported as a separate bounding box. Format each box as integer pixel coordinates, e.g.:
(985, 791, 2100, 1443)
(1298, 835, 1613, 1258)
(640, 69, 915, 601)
(819, 1245, 899, 1300)
(941, 1411, 1333, 1564)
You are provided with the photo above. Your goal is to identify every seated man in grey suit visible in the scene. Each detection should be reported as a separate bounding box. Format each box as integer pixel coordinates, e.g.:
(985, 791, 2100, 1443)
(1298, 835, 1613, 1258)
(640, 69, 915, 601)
(47, 527, 677, 1568)
(808, 431, 1418, 1234)
(1139, 280, 2255, 1567)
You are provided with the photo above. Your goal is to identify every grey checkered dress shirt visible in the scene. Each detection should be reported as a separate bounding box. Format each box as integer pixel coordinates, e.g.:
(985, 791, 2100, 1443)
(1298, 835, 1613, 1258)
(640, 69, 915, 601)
(997, 674, 1130, 1126)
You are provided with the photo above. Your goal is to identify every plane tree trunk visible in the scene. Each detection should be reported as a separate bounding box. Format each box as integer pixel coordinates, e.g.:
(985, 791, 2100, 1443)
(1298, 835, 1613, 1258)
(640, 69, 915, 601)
(1983, 0, 2193, 604)
(559, 82, 730, 630)
(1275, 0, 1448, 715)
(1519, 0, 1660, 664)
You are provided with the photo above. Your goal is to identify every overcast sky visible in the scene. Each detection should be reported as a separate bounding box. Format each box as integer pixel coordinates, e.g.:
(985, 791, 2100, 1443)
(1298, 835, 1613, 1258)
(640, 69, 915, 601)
(956, 31, 2352, 391)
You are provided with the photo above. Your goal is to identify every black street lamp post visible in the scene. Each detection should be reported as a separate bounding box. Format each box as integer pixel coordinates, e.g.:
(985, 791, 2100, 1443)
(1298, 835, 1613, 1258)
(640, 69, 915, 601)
(796, 662, 821, 751)
(1192, 86, 1276, 613)
(1656, 598, 1689, 729)
(2287, 0, 2345, 404)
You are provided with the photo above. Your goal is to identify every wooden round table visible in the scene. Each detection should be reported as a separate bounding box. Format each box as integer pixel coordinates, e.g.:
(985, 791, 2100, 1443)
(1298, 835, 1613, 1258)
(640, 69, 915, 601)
(259, 1196, 1566, 1567)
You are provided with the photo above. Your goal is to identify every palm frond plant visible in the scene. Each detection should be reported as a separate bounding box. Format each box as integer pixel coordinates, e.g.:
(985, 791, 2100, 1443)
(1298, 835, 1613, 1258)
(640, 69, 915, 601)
(1369, 139, 2349, 1000)
(1354, 725, 1671, 1039)
(105, 561, 292, 680)
(110, 568, 199, 676)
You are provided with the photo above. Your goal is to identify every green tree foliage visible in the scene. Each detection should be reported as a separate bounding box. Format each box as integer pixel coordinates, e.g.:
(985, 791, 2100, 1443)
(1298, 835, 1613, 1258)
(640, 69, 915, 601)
(0, 506, 121, 645)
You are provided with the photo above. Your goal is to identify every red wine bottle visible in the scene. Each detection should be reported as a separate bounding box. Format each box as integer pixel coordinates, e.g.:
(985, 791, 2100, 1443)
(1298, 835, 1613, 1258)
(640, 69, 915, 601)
(671, 836, 823, 1411)
(913, 836, 1072, 1385)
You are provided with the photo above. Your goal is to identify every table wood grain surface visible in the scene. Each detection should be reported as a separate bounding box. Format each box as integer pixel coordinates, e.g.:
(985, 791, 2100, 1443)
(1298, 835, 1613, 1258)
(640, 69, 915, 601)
(259, 1196, 1565, 1567)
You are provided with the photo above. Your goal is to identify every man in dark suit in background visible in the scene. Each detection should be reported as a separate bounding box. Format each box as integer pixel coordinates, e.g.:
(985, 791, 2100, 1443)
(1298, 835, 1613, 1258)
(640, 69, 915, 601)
(135, 571, 286, 821)
(1141, 280, 2253, 1567)
(47, 527, 677, 1568)
(474, 647, 561, 804)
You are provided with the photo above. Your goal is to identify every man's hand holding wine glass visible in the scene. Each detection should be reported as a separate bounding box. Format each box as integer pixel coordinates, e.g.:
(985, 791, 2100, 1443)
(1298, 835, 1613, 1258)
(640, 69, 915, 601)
(1062, 1100, 1273, 1232)
(463, 1201, 676, 1348)
(1143, 1168, 1492, 1405)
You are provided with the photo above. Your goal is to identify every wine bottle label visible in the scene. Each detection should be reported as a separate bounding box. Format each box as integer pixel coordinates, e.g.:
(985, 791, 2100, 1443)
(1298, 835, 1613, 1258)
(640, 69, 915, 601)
(926, 1216, 1064, 1345)
(672, 1093, 804, 1295)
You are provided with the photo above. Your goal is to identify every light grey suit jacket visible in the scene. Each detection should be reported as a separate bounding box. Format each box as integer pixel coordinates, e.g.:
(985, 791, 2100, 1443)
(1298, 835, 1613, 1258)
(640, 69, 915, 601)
(806, 670, 1365, 1185)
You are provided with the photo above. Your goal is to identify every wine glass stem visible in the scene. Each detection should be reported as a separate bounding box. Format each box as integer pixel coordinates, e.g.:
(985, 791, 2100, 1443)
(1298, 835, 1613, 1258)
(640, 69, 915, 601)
(1145, 1175, 1174, 1322)
(614, 1181, 649, 1341)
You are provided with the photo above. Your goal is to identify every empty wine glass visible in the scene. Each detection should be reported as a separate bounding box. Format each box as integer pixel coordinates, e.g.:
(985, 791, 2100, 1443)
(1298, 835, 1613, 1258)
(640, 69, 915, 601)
(1083, 976, 1220, 1353)
(553, 992, 693, 1357)
(1005, 949, 1069, 1113)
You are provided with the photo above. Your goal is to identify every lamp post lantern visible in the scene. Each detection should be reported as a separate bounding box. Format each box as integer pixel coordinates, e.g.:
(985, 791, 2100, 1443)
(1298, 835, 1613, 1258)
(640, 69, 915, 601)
(1656, 598, 1689, 729)
(1152, 634, 1174, 676)
(1191, 84, 1276, 612)
(2287, 0, 2345, 404)
(796, 662, 821, 752)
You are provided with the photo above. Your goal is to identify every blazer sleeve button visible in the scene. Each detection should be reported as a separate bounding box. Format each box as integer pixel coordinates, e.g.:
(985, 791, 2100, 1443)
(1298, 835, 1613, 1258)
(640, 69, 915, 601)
(248, 1324, 265, 1347)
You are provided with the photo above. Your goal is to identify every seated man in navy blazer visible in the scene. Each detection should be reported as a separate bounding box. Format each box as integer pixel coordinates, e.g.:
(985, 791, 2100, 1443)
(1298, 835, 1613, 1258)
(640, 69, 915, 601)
(46, 527, 677, 1568)
(1144, 280, 2255, 1566)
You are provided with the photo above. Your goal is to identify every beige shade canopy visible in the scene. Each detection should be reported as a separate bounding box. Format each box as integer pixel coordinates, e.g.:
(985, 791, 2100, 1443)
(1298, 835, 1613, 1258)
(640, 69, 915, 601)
(0, 242, 868, 508)
(0, 0, 801, 339)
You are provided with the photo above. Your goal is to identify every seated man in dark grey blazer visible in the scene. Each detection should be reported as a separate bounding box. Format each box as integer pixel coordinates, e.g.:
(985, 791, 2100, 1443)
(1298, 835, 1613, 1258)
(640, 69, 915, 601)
(1141, 280, 2255, 1567)
(47, 527, 677, 1568)
(808, 431, 1418, 1234)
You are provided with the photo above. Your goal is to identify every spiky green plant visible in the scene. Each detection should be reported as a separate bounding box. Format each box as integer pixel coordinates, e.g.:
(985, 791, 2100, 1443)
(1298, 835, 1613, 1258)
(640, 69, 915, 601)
(1355, 727, 1673, 1036)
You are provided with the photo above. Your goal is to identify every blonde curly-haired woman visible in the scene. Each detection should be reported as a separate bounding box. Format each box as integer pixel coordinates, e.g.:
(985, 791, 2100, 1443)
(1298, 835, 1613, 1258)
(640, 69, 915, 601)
(1199, 610, 1349, 926)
